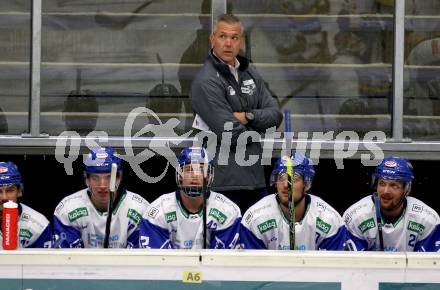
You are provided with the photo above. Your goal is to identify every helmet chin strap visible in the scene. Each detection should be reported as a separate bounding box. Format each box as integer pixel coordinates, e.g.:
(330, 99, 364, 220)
(182, 187, 204, 198)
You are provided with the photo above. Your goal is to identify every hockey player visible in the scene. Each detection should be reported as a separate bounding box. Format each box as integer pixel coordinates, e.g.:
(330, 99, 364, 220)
(344, 157, 440, 252)
(53, 147, 149, 248)
(0, 161, 52, 248)
(139, 147, 241, 249)
(240, 153, 347, 250)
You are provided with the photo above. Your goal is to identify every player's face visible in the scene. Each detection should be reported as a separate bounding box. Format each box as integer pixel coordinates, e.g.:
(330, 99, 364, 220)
(0, 184, 20, 210)
(276, 172, 305, 206)
(210, 21, 244, 66)
(87, 173, 120, 206)
(181, 163, 205, 188)
(377, 179, 406, 213)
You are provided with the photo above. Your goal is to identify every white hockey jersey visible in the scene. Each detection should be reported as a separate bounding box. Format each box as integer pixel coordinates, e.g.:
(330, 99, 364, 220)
(53, 189, 149, 248)
(0, 203, 52, 249)
(139, 191, 241, 249)
(343, 195, 440, 252)
(240, 194, 347, 250)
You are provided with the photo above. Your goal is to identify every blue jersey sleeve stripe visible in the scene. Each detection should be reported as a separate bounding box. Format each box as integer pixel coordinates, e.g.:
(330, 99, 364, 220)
(210, 217, 241, 249)
(414, 224, 440, 252)
(239, 222, 267, 249)
(318, 225, 347, 251)
(139, 218, 172, 249)
(52, 216, 82, 248)
(345, 227, 369, 251)
(27, 224, 52, 248)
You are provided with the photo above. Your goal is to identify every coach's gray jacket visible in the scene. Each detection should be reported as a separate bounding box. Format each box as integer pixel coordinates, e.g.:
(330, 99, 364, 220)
(192, 49, 282, 191)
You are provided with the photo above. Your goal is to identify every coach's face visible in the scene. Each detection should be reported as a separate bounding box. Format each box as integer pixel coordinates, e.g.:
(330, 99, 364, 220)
(210, 21, 244, 66)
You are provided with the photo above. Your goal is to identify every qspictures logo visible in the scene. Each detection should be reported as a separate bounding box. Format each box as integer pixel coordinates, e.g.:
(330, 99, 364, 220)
(54, 107, 386, 184)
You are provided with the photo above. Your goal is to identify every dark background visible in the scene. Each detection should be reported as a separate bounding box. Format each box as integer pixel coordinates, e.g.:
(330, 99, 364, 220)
(2, 154, 438, 222)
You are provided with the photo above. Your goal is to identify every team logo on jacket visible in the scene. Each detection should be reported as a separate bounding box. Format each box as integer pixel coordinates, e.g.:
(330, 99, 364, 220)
(258, 219, 277, 234)
(68, 207, 89, 222)
(358, 218, 376, 233)
(241, 79, 256, 95)
(227, 86, 236, 96)
(165, 211, 177, 223)
(209, 208, 227, 225)
(316, 217, 331, 234)
(407, 220, 425, 234)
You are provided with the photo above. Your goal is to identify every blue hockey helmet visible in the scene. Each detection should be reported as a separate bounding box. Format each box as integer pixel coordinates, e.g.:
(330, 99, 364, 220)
(0, 161, 22, 187)
(176, 147, 213, 197)
(84, 147, 122, 174)
(372, 156, 414, 188)
(271, 152, 315, 186)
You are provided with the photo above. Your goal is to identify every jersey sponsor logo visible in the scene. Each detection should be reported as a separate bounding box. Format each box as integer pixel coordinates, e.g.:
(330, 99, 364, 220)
(148, 207, 159, 218)
(383, 246, 398, 252)
(358, 218, 376, 233)
(278, 245, 290, 250)
(345, 203, 366, 223)
(214, 194, 226, 203)
(68, 207, 89, 222)
(252, 204, 271, 215)
(244, 212, 253, 225)
(19, 228, 33, 239)
(184, 240, 193, 248)
(423, 208, 439, 221)
(131, 194, 144, 204)
(407, 220, 425, 234)
(127, 208, 142, 225)
(165, 211, 177, 223)
(209, 208, 227, 225)
(21, 213, 30, 221)
(189, 214, 198, 220)
(257, 219, 277, 234)
(411, 204, 423, 213)
(316, 201, 327, 211)
(316, 217, 331, 234)
(55, 202, 64, 214)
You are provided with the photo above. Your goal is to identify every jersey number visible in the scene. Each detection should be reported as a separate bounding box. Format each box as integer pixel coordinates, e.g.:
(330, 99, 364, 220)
(408, 234, 416, 248)
(140, 236, 151, 249)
